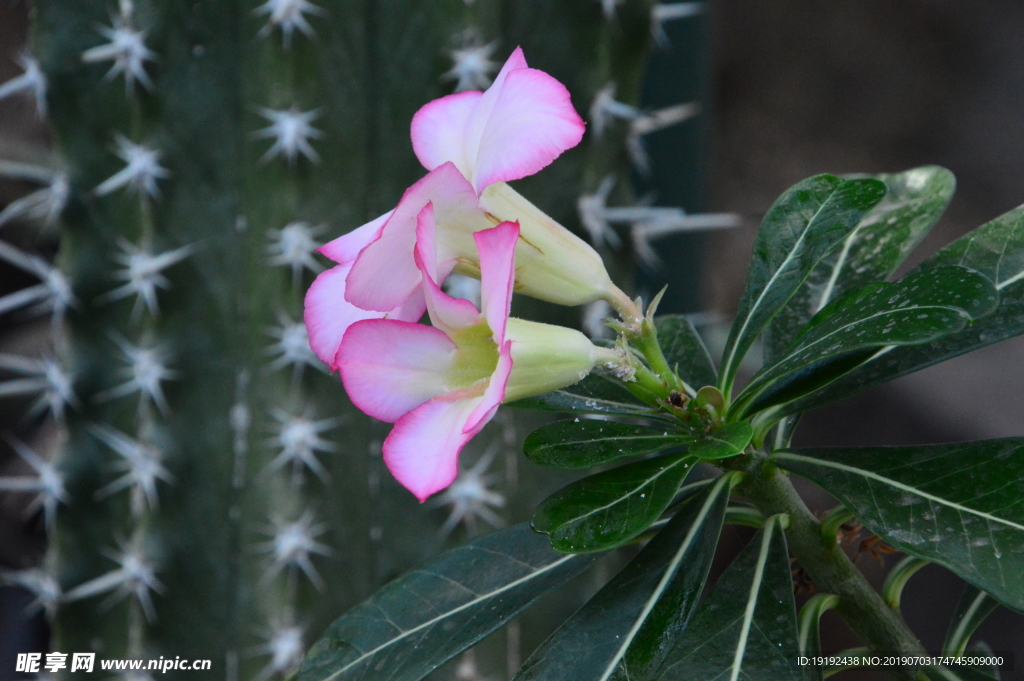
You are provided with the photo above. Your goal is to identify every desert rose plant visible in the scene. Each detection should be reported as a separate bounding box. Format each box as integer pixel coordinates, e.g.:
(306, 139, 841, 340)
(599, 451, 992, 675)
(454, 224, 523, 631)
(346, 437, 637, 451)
(300, 62, 1024, 681)
(1, 1, 697, 678)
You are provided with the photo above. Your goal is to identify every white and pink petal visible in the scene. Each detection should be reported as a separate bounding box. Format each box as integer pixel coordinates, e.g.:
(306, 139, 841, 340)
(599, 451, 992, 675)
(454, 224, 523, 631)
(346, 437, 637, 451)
(470, 67, 584, 193)
(303, 262, 425, 369)
(410, 90, 481, 180)
(475, 222, 519, 343)
(345, 162, 486, 312)
(337, 319, 454, 423)
(318, 210, 393, 265)
(383, 396, 483, 501)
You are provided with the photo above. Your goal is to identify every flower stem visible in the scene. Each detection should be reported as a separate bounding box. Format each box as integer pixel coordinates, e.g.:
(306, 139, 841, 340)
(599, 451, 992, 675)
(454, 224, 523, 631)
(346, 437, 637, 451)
(606, 285, 642, 328)
(733, 461, 926, 681)
(635, 318, 691, 394)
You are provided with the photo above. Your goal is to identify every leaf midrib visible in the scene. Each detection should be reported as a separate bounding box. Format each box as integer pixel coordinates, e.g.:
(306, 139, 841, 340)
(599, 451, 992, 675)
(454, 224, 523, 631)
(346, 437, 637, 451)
(750, 303, 969, 398)
(552, 456, 693, 530)
(596, 476, 731, 681)
(537, 433, 688, 448)
(729, 517, 779, 681)
(722, 189, 841, 384)
(319, 552, 578, 680)
(773, 453, 1024, 532)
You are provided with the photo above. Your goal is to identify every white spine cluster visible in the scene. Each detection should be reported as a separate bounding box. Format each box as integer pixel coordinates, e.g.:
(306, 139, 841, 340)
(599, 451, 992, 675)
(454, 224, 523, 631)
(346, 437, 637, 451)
(265, 312, 321, 382)
(0, 354, 77, 422)
(0, 173, 69, 230)
(95, 334, 178, 416)
(256, 510, 332, 590)
(626, 102, 701, 174)
(0, 436, 68, 533)
(265, 408, 340, 483)
(94, 135, 170, 198)
(90, 424, 174, 517)
(0, 240, 76, 323)
(96, 239, 194, 320)
(80, 5, 156, 93)
(588, 82, 639, 140)
(577, 175, 739, 267)
(255, 106, 324, 165)
(443, 40, 499, 92)
(0, 162, 70, 230)
(254, 0, 326, 50)
(251, 623, 305, 681)
(1, 567, 62, 618)
(266, 221, 325, 288)
(0, 53, 48, 116)
(63, 533, 165, 623)
(433, 446, 506, 537)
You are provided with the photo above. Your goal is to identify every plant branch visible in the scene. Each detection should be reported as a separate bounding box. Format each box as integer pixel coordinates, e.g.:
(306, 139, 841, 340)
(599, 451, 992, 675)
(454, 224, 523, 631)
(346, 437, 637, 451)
(733, 461, 926, 681)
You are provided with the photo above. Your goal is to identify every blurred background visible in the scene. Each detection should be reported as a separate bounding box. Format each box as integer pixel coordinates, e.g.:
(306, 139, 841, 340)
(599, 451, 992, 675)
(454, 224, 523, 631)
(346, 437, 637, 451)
(0, 1, 1022, 679)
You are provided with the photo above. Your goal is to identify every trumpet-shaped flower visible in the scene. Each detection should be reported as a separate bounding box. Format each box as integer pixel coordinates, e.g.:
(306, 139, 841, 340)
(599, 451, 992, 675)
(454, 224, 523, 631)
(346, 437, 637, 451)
(338, 209, 616, 500)
(305, 47, 635, 372)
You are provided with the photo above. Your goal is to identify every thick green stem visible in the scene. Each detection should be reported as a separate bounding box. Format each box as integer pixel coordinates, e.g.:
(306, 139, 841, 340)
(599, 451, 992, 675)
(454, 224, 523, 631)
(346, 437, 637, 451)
(735, 463, 926, 681)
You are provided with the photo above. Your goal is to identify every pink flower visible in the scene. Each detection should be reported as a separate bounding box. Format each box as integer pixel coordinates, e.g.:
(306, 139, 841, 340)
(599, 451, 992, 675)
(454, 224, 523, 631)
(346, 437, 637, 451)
(305, 47, 633, 375)
(336, 48, 622, 306)
(410, 46, 584, 195)
(337, 207, 615, 500)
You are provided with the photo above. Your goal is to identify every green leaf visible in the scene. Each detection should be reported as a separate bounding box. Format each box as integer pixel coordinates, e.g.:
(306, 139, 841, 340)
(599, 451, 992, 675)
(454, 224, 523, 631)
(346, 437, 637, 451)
(651, 515, 801, 680)
(690, 422, 753, 460)
(943, 584, 1001, 656)
(773, 441, 1024, 611)
(532, 452, 696, 553)
(718, 175, 887, 395)
(736, 265, 998, 416)
(765, 166, 956, 362)
(653, 314, 717, 388)
(798, 594, 840, 681)
(524, 419, 692, 469)
(510, 374, 656, 417)
(781, 205, 1024, 414)
(298, 524, 599, 681)
(514, 476, 731, 681)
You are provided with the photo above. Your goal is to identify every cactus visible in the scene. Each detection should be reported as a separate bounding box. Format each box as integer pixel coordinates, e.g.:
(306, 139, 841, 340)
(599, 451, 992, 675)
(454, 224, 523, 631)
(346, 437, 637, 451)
(0, 1, 721, 678)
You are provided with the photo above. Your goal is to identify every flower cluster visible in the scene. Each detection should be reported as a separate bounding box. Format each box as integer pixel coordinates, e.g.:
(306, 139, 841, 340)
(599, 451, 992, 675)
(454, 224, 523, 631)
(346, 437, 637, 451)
(305, 49, 630, 500)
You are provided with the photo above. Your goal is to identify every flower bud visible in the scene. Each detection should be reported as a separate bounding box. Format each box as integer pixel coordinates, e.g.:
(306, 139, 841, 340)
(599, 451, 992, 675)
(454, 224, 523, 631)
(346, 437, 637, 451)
(477, 181, 624, 308)
(502, 317, 618, 402)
